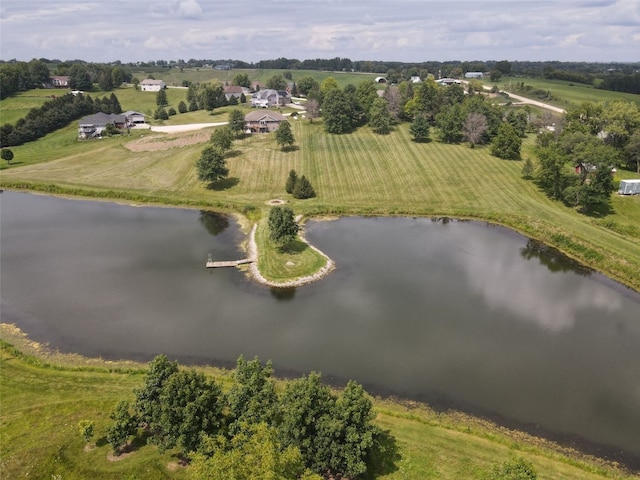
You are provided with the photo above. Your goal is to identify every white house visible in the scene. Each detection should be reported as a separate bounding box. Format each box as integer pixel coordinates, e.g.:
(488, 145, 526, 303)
(250, 89, 290, 108)
(464, 72, 484, 79)
(140, 79, 166, 92)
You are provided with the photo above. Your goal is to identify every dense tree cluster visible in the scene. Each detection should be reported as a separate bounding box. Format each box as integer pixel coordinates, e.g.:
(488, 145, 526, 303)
(268, 206, 299, 246)
(106, 355, 383, 478)
(532, 100, 640, 212)
(0, 92, 121, 147)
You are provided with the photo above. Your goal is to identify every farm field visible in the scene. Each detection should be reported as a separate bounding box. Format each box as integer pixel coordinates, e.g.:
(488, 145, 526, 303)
(1, 331, 636, 480)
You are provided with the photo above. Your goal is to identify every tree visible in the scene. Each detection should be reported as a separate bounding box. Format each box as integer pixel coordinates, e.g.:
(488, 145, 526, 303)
(154, 107, 168, 120)
(267, 74, 288, 91)
(323, 89, 354, 134)
(168, 107, 176, 116)
(507, 109, 529, 137)
(409, 114, 430, 142)
(368, 97, 391, 134)
(68, 64, 92, 91)
(285, 170, 298, 194)
(189, 99, 199, 112)
(268, 206, 299, 247)
(275, 120, 295, 149)
(232, 72, 250, 88)
(190, 423, 311, 480)
(625, 130, 640, 173)
(356, 81, 379, 120)
(228, 109, 246, 137)
(293, 175, 315, 199)
(435, 104, 465, 144)
(98, 71, 114, 91)
(156, 88, 168, 107)
(490, 70, 503, 82)
(198, 82, 225, 113)
(1, 148, 14, 164)
(491, 122, 522, 159)
(306, 98, 320, 123)
(278, 372, 336, 472)
(462, 112, 488, 147)
(77, 420, 95, 444)
(28, 59, 50, 87)
(535, 144, 571, 199)
(196, 146, 229, 184)
(226, 356, 278, 436)
(210, 126, 234, 153)
(109, 92, 122, 114)
(155, 369, 224, 453)
(106, 400, 138, 455)
(490, 456, 537, 480)
(178, 100, 187, 113)
(383, 85, 402, 121)
(297, 76, 320, 96)
(135, 354, 179, 427)
(521, 157, 535, 178)
(320, 77, 340, 99)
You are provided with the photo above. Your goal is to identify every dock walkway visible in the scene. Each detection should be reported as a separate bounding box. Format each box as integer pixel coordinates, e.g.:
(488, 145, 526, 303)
(206, 258, 254, 268)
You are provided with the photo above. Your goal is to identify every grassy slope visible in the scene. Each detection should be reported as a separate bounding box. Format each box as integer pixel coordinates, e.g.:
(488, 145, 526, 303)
(0, 338, 635, 480)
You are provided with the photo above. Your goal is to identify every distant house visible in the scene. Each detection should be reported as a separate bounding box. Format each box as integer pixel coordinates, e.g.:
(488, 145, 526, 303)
(410, 76, 422, 83)
(122, 110, 146, 125)
(465, 72, 484, 79)
(214, 63, 233, 70)
(575, 162, 597, 175)
(50, 76, 69, 88)
(78, 112, 127, 139)
(140, 79, 166, 92)
(245, 110, 287, 133)
(250, 89, 290, 108)
(251, 81, 265, 92)
(224, 85, 248, 101)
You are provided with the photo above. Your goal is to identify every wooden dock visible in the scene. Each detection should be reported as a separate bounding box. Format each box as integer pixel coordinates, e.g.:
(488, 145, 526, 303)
(206, 258, 254, 268)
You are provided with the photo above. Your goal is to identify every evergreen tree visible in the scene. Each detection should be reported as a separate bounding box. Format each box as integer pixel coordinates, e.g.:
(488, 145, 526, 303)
(521, 157, 535, 178)
(196, 146, 228, 184)
(293, 175, 315, 199)
(168, 107, 176, 116)
(156, 88, 168, 107)
(285, 169, 298, 194)
(189, 99, 199, 111)
(491, 122, 523, 159)
(323, 89, 355, 134)
(275, 120, 296, 149)
(435, 103, 465, 144)
(178, 100, 187, 113)
(109, 92, 122, 114)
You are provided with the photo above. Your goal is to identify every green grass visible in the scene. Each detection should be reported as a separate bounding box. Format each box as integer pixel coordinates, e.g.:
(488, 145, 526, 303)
(493, 76, 640, 109)
(2, 118, 640, 290)
(1, 335, 636, 480)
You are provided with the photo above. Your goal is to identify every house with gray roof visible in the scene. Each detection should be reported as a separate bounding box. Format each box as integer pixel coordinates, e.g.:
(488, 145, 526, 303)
(245, 110, 287, 133)
(140, 79, 166, 91)
(250, 89, 290, 108)
(78, 112, 127, 139)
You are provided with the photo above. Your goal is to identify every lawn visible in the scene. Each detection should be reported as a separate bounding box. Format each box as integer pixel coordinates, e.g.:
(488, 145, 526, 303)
(2, 117, 640, 290)
(1, 333, 636, 480)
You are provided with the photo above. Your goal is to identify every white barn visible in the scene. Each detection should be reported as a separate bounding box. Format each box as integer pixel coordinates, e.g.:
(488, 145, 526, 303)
(618, 179, 640, 195)
(140, 79, 166, 92)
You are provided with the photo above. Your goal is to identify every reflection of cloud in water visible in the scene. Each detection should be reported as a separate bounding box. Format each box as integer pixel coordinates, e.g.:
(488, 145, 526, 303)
(457, 242, 622, 332)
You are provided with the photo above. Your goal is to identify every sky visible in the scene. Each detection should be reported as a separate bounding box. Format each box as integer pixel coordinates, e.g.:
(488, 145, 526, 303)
(1, 0, 639, 64)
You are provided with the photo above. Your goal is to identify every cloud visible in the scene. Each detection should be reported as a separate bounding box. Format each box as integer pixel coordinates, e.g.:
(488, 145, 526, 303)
(176, 0, 203, 19)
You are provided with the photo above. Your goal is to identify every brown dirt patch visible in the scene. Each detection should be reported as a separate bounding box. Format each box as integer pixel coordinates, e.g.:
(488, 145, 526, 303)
(125, 130, 210, 152)
(266, 198, 286, 206)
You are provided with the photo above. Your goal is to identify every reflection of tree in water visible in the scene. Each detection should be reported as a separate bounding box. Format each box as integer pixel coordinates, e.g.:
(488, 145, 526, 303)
(270, 287, 296, 301)
(198, 211, 230, 236)
(520, 239, 591, 276)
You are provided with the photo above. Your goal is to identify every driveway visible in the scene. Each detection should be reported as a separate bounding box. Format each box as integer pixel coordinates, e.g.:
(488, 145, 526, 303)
(150, 122, 228, 133)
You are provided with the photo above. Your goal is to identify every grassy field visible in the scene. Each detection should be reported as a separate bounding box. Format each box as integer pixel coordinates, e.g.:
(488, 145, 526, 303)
(1, 331, 636, 480)
(494, 76, 640, 109)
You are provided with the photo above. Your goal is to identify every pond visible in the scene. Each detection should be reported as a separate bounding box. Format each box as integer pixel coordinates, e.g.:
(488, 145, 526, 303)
(1, 191, 639, 466)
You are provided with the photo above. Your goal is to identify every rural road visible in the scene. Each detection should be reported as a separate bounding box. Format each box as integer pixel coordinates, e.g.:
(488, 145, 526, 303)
(501, 91, 566, 114)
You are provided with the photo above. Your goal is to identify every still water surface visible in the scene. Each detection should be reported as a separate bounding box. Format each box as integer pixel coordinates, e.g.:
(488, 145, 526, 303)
(1, 191, 639, 464)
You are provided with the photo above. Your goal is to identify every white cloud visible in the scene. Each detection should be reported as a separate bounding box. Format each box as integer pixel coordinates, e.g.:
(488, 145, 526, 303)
(176, 0, 203, 19)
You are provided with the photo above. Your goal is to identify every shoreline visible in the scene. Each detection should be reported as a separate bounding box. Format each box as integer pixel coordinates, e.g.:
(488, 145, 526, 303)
(245, 222, 336, 288)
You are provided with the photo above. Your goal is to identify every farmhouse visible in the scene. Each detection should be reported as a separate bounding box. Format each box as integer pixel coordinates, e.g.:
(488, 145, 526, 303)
(78, 112, 128, 139)
(140, 79, 166, 92)
(245, 110, 287, 133)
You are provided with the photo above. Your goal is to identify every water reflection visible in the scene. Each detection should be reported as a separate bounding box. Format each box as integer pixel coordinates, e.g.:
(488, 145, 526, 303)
(520, 239, 591, 276)
(459, 235, 621, 332)
(198, 210, 230, 236)
(270, 287, 297, 301)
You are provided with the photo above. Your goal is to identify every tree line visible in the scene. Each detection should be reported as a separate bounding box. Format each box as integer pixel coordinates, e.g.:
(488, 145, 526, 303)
(101, 354, 388, 479)
(0, 92, 122, 148)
